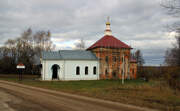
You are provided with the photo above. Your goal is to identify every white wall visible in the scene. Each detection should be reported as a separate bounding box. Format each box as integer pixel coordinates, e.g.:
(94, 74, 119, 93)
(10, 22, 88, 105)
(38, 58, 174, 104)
(64, 60, 99, 80)
(41, 59, 99, 81)
(41, 60, 64, 80)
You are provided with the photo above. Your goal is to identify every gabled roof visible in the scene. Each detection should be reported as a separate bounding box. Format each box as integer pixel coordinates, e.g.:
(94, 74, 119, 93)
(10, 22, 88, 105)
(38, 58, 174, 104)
(42, 50, 98, 60)
(87, 35, 131, 50)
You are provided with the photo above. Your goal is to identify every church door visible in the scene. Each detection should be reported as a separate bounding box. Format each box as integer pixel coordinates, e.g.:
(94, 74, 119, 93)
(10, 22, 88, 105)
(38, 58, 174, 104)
(51, 64, 60, 79)
(112, 71, 117, 79)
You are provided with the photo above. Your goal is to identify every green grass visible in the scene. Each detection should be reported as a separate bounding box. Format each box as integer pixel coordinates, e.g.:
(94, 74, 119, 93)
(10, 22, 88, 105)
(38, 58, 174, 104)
(1, 75, 180, 111)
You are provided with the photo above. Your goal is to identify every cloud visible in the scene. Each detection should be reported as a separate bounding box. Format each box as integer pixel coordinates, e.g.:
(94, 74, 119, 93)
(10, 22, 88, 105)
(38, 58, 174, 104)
(0, 0, 178, 65)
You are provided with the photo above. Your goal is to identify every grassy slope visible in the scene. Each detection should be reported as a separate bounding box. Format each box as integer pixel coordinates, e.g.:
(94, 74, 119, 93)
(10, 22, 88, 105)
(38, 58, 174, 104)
(1, 76, 180, 111)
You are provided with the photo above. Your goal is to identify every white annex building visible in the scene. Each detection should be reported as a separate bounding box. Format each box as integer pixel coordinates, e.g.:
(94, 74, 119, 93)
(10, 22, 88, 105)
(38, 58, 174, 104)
(41, 50, 99, 81)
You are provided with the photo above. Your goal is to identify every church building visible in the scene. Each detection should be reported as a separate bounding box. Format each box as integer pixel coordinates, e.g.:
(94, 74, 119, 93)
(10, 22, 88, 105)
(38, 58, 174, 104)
(87, 18, 137, 79)
(40, 18, 137, 81)
(41, 50, 99, 80)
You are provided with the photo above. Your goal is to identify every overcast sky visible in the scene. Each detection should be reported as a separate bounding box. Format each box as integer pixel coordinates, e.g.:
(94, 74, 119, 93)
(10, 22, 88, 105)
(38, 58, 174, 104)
(0, 0, 178, 65)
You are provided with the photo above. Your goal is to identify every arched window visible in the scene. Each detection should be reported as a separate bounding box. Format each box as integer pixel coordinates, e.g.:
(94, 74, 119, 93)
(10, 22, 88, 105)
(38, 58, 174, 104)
(85, 66, 88, 75)
(105, 56, 108, 62)
(113, 71, 116, 78)
(93, 66, 96, 75)
(105, 69, 108, 76)
(132, 69, 134, 75)
(76, 66, 80, 75)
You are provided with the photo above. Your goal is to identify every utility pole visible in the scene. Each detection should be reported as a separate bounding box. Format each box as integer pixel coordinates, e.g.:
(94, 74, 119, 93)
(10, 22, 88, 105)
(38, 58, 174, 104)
(122, 53, 125, 84)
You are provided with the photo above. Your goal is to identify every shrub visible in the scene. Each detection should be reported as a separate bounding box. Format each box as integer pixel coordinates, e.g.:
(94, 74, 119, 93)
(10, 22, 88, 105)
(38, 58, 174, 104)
(164, 67, 180, 91)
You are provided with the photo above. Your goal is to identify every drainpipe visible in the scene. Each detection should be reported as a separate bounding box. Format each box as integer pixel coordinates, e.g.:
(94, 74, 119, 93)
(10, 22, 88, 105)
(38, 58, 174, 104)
(44, 60, 46, 80)
(97, 60, 99, 80)
(64, 60, 65, 80)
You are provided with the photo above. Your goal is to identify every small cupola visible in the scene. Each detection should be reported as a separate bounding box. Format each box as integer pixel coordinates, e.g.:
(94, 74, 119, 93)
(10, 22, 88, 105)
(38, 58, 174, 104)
(104, 16, 112, 36)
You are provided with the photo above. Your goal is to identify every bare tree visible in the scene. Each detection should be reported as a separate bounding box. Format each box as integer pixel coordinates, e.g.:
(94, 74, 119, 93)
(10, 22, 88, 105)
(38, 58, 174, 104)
(165, 28, 180, 66)
(161, 1, 180, 92)
(0, 28, 55, 74)
(161, 0, 180, 66)
(161, 0, 180, 30)
(4, 39, 17, 66)
(133, 49, 146, 79)
(75, 39, 86, 50)
(161, 0, 180, 15)
(33, 30, 54, 55)
(134, 49, 145, 66)
(0, 47, 8, 57)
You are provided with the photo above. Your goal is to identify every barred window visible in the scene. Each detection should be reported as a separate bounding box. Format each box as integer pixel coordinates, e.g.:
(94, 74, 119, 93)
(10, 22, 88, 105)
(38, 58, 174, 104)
(105, 69, 108, 76)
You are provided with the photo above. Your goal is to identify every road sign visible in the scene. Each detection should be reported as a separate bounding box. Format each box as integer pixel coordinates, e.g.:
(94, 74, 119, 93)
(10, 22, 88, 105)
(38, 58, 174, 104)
(17, 63, 25, 69)
(16, 63, 25, 81)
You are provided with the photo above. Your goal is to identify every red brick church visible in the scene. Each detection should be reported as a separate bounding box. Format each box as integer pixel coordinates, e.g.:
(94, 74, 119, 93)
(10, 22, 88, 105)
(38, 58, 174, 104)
(87, 18, 137, 79)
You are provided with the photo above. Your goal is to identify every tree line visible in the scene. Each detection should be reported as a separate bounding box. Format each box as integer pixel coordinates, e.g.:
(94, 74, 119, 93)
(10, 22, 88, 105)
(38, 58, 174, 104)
(0, 28, 55, 74)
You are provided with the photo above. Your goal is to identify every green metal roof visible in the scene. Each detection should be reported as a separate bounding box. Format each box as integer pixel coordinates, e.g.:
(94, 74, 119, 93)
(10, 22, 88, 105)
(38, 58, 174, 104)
(42, 50, 98, 60)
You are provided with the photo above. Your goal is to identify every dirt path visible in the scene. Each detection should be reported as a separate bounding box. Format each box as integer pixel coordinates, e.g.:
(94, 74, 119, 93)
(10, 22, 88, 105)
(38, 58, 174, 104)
(0, 88, 50, 111)
(0, 80, 159, 111)
(0, 89, 16, 111)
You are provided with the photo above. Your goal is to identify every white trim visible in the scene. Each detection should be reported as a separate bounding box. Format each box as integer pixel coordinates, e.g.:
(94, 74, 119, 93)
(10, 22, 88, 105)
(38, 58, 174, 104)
(16, 66, 25, 69)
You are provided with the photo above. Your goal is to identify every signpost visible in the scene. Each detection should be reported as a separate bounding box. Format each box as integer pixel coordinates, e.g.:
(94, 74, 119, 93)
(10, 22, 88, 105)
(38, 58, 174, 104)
(16, 63, 25, 81)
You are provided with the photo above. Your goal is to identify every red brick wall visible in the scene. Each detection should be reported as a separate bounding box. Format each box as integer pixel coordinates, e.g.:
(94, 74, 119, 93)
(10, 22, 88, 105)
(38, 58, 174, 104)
(90, 48, 137, 79)
(130, 62, 137, 79)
